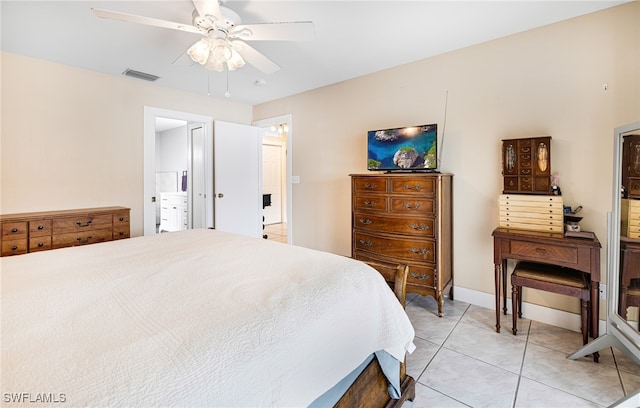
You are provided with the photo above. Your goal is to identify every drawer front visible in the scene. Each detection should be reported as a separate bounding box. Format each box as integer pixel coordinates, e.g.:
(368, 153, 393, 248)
(390, 178, 435, 196)
(509, 240, 578, 264)
(628, 179, 640, 198)
(407, 264, 436, 288)
(354, 232, 435, 262)
(2, 221, 28, 239)
(113, 211, 130, 226)
(390, 197, 435, 214)
(29, 236, 52, 252)
(504, 177, 519, 192)
(353, 195, 389, 212)
(1, 239, 28, 256)
(29, 219, 52, 237)
(53, 228, 113, 248)
(113, 227, 130, 240)
(354, 213, 435, 237)
(53, 213, 113, 233)
(352, 251, 436, 290)
(534, 176, 550, 192)
(353, 177, 387, 193)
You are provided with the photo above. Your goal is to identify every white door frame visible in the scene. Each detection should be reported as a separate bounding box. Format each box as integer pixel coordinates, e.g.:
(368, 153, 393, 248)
(252, 114, 292, 244)
(144, 107, 213, 236)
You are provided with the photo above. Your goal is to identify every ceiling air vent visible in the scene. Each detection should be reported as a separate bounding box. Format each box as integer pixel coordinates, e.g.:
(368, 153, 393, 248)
(122, 69, 159, 82)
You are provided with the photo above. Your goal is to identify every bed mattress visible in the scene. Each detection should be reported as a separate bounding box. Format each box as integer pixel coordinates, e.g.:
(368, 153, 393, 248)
(1, 229, 415, 407)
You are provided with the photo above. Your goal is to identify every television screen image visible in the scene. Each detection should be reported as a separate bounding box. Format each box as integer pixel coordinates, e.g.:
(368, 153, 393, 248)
(367, 124, 437, 171)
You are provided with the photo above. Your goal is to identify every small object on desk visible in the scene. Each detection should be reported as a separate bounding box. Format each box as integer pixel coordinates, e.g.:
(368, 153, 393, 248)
(564, 230, 595, 239)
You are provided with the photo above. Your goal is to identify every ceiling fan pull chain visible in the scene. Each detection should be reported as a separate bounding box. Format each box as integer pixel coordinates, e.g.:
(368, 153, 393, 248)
(224, 68, 231, 98)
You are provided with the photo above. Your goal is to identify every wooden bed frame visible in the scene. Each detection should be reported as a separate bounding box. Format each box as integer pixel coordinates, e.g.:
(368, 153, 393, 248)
(334, 357, 415, 407)
(334, 260, 416, 407)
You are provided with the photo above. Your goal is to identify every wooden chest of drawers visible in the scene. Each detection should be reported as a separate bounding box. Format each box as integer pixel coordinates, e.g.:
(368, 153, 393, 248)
(0, 206, 130, 257)
(502, 136, 552, 194)
(351, 173, 453, 316)
(621, 199, 640, 239)
(498, 194, 564, 233)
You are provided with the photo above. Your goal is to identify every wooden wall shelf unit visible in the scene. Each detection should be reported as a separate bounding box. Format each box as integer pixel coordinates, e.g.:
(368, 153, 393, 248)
(0, 206, 130, 257)
(351, 173, 453, 316)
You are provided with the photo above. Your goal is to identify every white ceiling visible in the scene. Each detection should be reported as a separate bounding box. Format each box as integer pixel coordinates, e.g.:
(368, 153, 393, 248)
(1, 0, 630, 105)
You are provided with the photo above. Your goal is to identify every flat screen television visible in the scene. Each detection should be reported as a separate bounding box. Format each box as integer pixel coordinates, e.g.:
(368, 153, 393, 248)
(367, 124, 438, 171)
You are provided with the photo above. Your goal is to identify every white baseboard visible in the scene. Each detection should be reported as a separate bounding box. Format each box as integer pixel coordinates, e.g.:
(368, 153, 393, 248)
(452, 285, 606, 335)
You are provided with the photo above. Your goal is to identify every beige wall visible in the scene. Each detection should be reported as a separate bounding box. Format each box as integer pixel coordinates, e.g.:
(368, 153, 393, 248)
(1, 52, 253, 236)
(253, 2, 640, 315)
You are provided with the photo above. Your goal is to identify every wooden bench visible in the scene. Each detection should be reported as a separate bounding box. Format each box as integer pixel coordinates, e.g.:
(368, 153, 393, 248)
(511, 261, 597, 361)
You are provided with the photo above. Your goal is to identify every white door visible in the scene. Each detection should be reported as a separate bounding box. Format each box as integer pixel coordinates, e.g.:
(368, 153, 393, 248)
(190, 126, 206, 229)
(214, 121, 263, 238)
(262, 143, 283, 224)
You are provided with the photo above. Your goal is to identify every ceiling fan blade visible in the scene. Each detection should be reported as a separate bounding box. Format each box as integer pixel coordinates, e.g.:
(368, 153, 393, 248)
(91, 8, 201, 34)
(230, 22, 315, 41)
(231, 40, 280, 75)
(172, 48, 197, 66)
(192, 0, 223, 22)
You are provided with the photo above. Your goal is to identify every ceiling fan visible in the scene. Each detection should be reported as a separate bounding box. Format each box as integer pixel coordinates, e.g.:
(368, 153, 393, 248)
(91, 0, 315, 75)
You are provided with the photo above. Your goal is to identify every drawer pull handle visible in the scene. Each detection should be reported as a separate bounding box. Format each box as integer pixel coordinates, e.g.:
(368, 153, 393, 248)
(38, 242, 44, 247)
(359, 239, 373, 247)
(118, 231, 124, 236)
(11, 245, 18, 251)
(363, 183, 377, 189)
(119, 217, 125, 222)
(37, 225, 45, 230)
(410, 248, 431, 255)
(403, 184, 423, 191)
(76, 236, 93, 243)
(410, 273, 431, 281)
(409, 224, 430, 231)
(403, 203, 422, 210)
(358, 218, 372, 225)
(535, 248, 546, 254)
(363, 201, 377, 207)
(11, 228, 18, 233)
(76, 220, 92, 227)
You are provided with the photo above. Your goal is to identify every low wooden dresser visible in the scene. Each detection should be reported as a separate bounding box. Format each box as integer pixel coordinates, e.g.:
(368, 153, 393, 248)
(351, 173, 453, 316)
(0, 206, 130, 256)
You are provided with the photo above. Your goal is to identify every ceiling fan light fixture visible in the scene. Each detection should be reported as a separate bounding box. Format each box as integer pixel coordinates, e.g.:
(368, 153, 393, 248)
(187, 38, 211, 65)
(226, 48, 245, 71)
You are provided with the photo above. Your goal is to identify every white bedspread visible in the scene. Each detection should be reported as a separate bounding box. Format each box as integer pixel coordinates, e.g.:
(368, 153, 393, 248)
(1, 229, 414, 407)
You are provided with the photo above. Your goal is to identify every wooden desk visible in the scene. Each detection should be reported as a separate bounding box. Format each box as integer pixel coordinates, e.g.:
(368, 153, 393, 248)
(492, 227, 601, 337)
(619, 237, 640, 317)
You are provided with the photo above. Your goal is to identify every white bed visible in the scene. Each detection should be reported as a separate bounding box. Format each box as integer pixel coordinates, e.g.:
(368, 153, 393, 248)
(1, 229, 415, 407)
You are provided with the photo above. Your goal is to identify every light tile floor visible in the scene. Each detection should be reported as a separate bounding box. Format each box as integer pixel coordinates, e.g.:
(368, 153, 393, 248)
(263, 223, 287, 243)
(403, 294, 640, 407)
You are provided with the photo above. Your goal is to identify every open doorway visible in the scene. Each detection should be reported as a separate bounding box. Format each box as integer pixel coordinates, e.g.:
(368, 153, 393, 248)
(253, 114, 292, 244)
(143, 107, 214, 236)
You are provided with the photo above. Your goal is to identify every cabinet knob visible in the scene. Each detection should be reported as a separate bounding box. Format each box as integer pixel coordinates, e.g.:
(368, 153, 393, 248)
(38, 242, 44, 247)
(37, 225, 45, 230)
(11, 245, 18, 251)
(119, 217, 124, 222)
(11, 228, 18, 233)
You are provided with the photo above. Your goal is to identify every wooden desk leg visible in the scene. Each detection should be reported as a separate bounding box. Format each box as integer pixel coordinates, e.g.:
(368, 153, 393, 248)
(591, 281, 599, 340)
(495, 263, 501, 333)
(502, 260, 508, 315)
